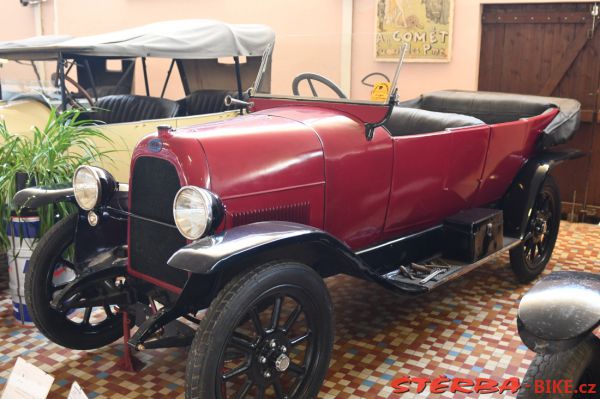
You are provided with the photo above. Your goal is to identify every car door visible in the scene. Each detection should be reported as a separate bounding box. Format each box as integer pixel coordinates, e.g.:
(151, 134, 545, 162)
(382, 125, 490, 238)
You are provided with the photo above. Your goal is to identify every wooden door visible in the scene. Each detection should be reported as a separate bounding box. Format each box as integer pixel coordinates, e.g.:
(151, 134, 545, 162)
(478, 3, 600, 222)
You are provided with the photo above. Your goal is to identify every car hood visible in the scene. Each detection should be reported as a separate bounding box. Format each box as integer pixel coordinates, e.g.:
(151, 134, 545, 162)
(159, 112, 326, 200)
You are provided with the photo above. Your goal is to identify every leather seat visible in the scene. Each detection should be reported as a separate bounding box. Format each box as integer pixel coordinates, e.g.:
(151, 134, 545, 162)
(177, 90, 237, 116)
(90, 95, 180, 124)
(401, 90, 553, 124)
(87, 85, 131, 98)
(384, 107, 484, 137)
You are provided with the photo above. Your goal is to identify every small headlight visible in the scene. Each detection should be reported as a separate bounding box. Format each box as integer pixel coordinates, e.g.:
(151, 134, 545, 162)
(173, 186, 222, 240)
(73, 166, 100, 210)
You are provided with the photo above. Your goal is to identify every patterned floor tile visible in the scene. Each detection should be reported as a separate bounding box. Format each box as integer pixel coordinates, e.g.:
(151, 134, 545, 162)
(0, 222, 598, 398)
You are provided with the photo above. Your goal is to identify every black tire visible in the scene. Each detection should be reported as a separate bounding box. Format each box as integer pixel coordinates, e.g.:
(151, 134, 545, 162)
(186, 261, 334, 399)
(25, 213, 123, 350)
(510, 176, 561, 283)
(517, 335, 600, 399)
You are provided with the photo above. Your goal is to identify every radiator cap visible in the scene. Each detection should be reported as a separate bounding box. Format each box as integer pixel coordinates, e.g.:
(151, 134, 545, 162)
(157, 125, 173, 138)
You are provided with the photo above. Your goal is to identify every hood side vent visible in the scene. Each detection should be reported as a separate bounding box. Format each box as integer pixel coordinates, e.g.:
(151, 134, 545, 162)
(232, 202, 310, 227)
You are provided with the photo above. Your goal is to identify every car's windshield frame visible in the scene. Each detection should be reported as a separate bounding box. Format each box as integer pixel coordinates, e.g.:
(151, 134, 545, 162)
(252, 43, 407, 106)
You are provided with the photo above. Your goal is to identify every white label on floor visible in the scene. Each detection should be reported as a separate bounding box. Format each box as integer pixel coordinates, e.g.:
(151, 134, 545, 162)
(67, 382, 88, 399)
(1, 357, 54, 399)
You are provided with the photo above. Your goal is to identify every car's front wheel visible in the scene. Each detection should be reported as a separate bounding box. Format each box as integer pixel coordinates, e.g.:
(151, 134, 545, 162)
(185, 261, 334, 399)
(517, 335, 600, 399)
(25, 213, 124, 350)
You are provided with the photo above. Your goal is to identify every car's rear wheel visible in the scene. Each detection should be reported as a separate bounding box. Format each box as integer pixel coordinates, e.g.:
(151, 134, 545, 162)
(185, 261, 334, 399)
(25, 213, 124, 350)
(510, 176, 561, 283)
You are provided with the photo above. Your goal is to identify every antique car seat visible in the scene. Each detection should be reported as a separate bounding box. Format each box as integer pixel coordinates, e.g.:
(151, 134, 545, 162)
(87, 85, 132, 98)
(90, 95, 180, 124)
(402, 90, 555, 124)
(177, 90, 238, 116)
(384, 107, 484, 136)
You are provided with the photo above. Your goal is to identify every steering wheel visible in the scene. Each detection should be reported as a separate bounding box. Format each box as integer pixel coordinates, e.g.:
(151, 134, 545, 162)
(361, 72, 391, 87)
(63, 75, 96, 109)
(52, 72, 96, 109)
(292, 73, 347, 99)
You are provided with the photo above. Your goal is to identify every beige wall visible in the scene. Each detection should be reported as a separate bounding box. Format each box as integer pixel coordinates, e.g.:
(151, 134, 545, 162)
(1, 0, 596, 101)
(1, 0, 343, 99)
(0, 1, 36, 40)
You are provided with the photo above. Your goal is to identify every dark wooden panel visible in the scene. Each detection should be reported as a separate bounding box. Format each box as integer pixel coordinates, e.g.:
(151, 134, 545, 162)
(479, 3, 600, 222)
(539, 26, 590, 95)
(482, 11, 590, 24)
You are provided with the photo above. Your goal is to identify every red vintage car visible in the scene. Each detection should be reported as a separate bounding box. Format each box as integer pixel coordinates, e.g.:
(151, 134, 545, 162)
(16, 43, 581, 399)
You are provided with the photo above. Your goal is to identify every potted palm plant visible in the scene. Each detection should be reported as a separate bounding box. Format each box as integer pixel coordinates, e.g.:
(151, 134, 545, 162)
(0, 108, 114, 323)
(0, 108, 114, 243)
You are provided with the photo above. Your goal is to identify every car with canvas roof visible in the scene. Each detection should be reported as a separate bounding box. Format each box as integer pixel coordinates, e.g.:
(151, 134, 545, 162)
(0, 19, 274, 181)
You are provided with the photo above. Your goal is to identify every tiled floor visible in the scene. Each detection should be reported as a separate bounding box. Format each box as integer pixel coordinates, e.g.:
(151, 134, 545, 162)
(1, 221, 599, 398)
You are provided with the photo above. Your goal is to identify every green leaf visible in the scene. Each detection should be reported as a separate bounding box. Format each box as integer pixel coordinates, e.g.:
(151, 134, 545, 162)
(0, 108, 116, 251)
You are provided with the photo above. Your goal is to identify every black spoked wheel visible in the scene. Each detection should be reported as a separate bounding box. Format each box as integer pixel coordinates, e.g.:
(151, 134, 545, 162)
(517, 335, 600, 399)
(510, 176, 561, 283)
(186, 262, 333, 399)
(25, 214, 123, 350)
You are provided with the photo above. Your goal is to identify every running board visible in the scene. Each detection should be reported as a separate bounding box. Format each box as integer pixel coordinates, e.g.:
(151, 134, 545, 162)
(382, 236, 521, 293)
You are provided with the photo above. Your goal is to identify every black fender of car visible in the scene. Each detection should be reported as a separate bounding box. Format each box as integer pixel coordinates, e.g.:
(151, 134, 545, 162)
(502, 148, 584, 239)
(13, 184, 75, 209)
(131, 221, 390, 350)
(167, 220, 375, 284)
(13, 183, 129, 262)
(517, 271, 600, 354)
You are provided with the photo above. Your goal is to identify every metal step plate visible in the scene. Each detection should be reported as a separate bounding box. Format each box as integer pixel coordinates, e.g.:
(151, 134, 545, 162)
(382, 236, 521, 292)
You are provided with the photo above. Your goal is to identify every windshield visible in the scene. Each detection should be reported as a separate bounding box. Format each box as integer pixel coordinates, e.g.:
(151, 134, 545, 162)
(0, 60, 60, 101)
(253, 37, 406, 105)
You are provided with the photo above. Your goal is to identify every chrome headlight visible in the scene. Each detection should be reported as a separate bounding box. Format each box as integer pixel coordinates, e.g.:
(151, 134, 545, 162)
(173, 186, 224, 240)
(73, 166, 116, 210)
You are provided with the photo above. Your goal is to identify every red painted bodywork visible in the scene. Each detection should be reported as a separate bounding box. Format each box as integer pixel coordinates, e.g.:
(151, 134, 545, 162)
(251, 96, 390, 125)
(128, 97, 560, 288)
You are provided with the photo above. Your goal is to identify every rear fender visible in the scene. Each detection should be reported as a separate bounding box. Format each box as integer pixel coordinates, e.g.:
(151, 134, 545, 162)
(502, 149, 584, 239)
(517, 271, 600, 354)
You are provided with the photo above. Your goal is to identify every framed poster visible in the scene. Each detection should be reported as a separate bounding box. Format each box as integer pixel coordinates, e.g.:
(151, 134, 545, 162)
(375, 0, 454, 62)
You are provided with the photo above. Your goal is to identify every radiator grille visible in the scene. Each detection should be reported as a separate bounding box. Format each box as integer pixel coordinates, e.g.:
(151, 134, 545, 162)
(129, 157, 188, 288)
(232, 202, 310, 227)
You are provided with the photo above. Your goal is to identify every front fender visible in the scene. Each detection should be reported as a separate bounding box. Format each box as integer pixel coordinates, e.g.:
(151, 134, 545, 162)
(517, 271, 600, 354)
(167, 221, 366, 277)
(13, 184, 75, 209)
(13, 184, 129, 262)
(503, 149, 584, 239)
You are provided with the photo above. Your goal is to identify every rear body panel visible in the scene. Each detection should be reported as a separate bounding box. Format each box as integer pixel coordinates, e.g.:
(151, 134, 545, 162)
(383, 124, 490, 239)
(474, 110, 559, 205)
